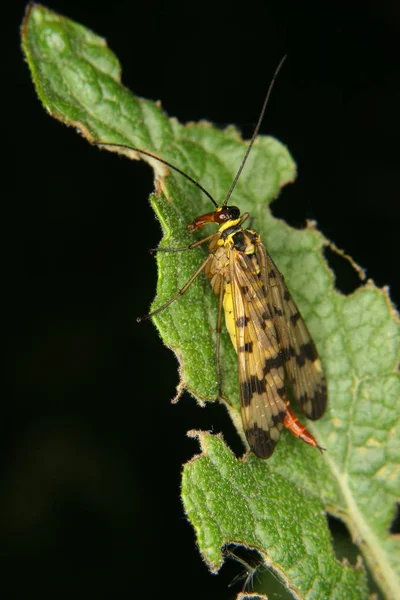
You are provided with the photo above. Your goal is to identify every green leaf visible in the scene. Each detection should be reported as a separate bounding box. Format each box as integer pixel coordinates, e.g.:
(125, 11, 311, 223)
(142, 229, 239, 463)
(183, 431, 367, 598)
(22, 4, 400, 599)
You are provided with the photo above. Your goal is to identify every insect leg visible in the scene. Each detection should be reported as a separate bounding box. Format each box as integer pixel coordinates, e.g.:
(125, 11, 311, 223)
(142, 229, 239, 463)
(137, 254, 212, 322)
(224, 546, 263, 593)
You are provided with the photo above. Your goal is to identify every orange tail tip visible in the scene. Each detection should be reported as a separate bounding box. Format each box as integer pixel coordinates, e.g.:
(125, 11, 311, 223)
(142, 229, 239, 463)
(284, 407, 325, 453)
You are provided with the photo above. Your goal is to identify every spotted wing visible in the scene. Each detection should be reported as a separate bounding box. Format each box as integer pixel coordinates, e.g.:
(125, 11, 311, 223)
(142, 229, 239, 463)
(229, 251, 287, 458)
(256, 242, 327, 420)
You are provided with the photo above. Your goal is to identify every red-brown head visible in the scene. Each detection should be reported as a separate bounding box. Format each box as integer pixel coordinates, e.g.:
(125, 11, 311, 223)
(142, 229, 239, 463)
(188, 205, 241, 232)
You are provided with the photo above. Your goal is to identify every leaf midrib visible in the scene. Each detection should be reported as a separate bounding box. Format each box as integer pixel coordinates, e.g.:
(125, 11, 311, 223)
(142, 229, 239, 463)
(327, 453, 398, 600)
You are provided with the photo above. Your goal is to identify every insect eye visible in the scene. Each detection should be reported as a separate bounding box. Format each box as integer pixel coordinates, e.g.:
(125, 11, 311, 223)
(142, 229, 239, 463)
(228, 206, 240, 220)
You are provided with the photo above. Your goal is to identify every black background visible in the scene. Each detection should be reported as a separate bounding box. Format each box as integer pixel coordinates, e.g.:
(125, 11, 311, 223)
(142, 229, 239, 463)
(3, 1, 399, 598)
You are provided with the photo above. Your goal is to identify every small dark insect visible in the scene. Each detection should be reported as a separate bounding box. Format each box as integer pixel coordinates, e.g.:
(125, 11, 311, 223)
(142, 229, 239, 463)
(97, 56, 327, 458)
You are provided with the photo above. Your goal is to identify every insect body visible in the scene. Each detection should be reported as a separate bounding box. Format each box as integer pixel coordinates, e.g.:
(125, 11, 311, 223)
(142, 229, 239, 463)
(183, 204, 326, 458)
(133, 197, 327, 458)
(98, 57, 327, 458)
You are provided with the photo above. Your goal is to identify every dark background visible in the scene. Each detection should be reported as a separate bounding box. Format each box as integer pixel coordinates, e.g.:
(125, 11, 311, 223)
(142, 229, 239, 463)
(4, 1, 399, 598)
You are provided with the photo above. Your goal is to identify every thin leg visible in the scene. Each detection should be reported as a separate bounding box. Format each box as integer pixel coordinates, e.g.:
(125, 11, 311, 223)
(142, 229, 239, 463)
(137, 254, 212, 322)
(150, 232, 216, 254)
(215, 283, 224, 398)
(225, 548, 260, 593)
(247, 215, 255, 229)
(240, 212, 249, 226)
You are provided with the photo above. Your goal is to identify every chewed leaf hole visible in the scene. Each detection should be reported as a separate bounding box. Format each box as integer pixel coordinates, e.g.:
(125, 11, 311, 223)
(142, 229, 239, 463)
(270, 182, 309, 229)
(323, 245, 365, 295)
(327, 516, 384, 598)
(327, 515, 360, 565)
(184, 396, 246, 459)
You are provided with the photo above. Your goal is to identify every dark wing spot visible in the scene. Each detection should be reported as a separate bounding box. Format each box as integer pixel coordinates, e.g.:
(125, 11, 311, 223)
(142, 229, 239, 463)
(296, 353, 306, 368)
(240, 376, 267, 407)
(269, 269, 276, 278)
(271, 410, 286, 426)
(239, 342, 253, 353)
(305, 384, 328, 420)
(249, 376, 267, 395)
(263, 354, 283, 375)
(283, 290, 291, 302)
(241, 285, 249, 295)
(245, 424, 276, 459)
(274, 306, 284, 317)
(236, 316, 249, 327)
(241, 381, 252, 407)
(296, 341, 319, 367)
(297, 392, 310, 409)
(277, 385, 286, 398)
(290, 312, 301, 326)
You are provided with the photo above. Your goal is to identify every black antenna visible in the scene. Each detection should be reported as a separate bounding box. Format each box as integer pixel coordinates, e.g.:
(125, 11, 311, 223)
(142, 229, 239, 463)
(96, 55, 286, 212)
(94, 142, 218, 208)
(222, 54, 287, 206)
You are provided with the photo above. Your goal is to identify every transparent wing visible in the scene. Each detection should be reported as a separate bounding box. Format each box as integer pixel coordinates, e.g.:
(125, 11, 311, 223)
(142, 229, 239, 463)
(256, 242, 327, 420)
(229, 251, 287, 458)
